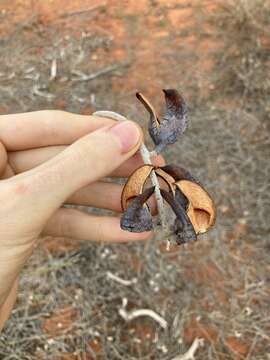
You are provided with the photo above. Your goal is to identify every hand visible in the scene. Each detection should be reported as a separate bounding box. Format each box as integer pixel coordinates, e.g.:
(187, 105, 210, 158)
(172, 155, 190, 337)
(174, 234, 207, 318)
(0, 110, 164, 329)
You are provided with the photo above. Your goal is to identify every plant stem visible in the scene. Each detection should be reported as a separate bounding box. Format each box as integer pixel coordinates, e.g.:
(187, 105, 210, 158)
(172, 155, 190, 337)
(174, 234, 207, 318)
(93, 110, 166, 228)
(139, 143, 165, 227)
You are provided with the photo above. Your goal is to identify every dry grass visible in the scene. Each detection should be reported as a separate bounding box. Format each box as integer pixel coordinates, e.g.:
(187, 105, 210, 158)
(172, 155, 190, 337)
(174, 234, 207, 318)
(209, 0, 270, 118)
(0, 0, 269, 359)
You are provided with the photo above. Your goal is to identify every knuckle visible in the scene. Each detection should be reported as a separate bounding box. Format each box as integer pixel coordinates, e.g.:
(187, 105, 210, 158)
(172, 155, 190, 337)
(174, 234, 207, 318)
(95, 221, 106, 242)
(31, 165, 67, 193)
(38, 110, 68, 138)
(1, 179, 28, 202)
(56, 208, 73, 237)
(39, 109, 67, 119)
(69, 138, 100, 171)
(0, 179, 31, 224)
(50, 110, 69, 122)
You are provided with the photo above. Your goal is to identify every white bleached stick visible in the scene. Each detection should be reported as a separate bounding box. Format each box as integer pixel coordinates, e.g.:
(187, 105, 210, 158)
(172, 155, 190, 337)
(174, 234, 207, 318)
(50, 59, 57, 81)
(118, 298, 167, 329)
(106, 271, 137, 286)
(171, 338, 204, 360)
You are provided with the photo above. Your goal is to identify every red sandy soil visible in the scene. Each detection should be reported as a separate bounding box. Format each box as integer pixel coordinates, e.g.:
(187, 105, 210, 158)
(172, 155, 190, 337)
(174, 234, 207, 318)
(0, 0, 222, 105)
(0, 1, 269, 359)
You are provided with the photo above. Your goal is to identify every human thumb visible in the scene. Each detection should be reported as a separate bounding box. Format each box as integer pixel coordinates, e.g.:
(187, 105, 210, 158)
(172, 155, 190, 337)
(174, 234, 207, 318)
(12, 119, 142, 220)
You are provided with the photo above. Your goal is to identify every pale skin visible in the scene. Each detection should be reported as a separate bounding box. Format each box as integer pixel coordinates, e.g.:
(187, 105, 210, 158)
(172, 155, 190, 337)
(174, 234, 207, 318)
(0, 110, 164, 330)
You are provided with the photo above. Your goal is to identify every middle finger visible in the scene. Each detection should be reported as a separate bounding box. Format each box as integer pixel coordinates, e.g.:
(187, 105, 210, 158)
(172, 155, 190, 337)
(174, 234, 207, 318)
(8, 146, 165, 178)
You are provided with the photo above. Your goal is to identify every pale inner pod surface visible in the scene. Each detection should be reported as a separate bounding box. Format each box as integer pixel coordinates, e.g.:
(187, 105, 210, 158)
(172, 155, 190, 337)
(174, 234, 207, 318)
(154, 167, 176, 193)
(121, 165, 154, 210)
(175, 180, 216, 234)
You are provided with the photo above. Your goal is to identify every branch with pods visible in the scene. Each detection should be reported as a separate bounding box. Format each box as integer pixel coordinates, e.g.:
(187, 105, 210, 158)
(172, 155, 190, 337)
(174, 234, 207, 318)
(94, 89, 216, 246)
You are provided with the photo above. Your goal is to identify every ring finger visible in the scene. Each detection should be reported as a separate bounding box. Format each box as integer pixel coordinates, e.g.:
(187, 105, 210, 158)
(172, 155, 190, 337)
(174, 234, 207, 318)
(66, 180, 158, 214)
(43, 208, 153, 243)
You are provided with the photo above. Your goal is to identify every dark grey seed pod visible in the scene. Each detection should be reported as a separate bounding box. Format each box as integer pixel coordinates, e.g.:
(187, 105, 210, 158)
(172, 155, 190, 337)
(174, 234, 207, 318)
(156, 89, 188, 153)
(136, 89, 188, 154)
(120, 186, 155, 233)
(174, 187, 189, 211)
(160, 188, 197, 245)
(173, 219, 197, 245)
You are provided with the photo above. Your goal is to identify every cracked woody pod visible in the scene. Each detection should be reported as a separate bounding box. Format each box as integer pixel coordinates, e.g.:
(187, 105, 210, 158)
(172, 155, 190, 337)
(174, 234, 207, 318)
(136, 89, 188, 154)
(160, 188, 197, 244)
(158, 164, 216, 234)
(120, 186, 155, 232)
(121, 164, 216, 237)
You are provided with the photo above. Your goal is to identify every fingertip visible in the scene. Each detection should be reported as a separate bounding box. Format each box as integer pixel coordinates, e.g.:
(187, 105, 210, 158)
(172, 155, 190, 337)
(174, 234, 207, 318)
(107, 120, 143, 154)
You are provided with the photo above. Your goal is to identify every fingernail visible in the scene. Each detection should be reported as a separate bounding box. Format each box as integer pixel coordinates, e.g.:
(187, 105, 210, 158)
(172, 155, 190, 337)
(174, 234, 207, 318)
(108, 121, 141, 153)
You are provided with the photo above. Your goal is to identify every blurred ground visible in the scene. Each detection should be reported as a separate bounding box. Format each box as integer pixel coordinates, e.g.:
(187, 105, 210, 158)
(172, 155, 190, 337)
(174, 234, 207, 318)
(0, 0, 269, 359)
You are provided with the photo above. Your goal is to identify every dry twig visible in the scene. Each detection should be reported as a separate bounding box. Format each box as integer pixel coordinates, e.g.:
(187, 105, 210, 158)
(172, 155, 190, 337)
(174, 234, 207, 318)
(171, 338, 204, 360)
(118, 298, 167, 329)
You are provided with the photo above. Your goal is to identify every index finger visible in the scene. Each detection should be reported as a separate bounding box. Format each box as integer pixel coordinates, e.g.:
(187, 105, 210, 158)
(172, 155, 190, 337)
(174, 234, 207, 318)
(0, 111, 114, 151)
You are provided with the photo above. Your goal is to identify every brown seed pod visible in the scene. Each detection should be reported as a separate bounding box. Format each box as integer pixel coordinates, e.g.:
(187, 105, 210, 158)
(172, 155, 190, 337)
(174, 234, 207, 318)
(121, 164, 154, 210)
(175, 180, 216, 234)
